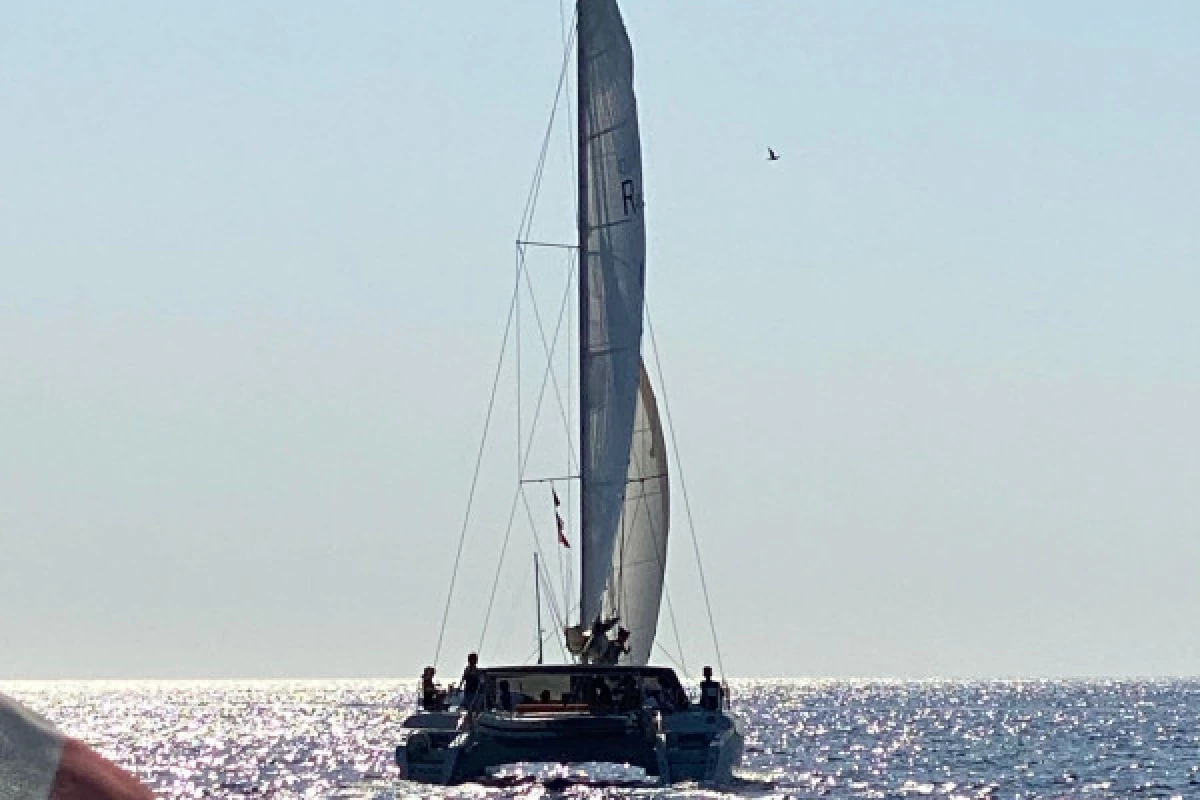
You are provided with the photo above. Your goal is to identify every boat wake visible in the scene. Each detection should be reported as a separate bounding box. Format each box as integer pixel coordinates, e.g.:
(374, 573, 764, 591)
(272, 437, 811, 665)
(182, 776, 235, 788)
(476, 763, 777, 795)
(482, 761, 656, 789)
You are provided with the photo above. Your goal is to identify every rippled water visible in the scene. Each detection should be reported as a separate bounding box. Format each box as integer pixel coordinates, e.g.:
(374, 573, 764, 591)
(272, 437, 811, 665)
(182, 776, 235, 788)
(4, 680, 1200, 799)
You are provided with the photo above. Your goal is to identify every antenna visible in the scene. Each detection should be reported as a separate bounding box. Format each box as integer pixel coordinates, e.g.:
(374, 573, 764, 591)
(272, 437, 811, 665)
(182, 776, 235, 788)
(534, 552, 545, 665)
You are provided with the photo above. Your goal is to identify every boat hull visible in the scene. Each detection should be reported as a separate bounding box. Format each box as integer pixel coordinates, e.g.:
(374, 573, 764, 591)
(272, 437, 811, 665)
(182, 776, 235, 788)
(396, 707, 743, 785)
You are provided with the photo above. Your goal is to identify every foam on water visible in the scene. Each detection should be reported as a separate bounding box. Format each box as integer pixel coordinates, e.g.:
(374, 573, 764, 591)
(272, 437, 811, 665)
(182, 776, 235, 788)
(3, 679, 1199, 799)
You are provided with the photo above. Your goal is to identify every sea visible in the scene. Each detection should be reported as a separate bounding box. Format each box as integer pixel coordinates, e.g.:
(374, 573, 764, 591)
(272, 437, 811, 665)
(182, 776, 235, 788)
(3, 680, 1199, 799)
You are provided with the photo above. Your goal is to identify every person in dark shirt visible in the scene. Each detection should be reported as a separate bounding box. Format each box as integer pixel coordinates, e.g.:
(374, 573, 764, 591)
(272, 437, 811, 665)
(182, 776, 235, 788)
(461, 653, 481, 708)
(699, 665, 721, 711)
(497, 680, 513, 711)
(420, 667, 445, 711)
(598, 628, 631, 665)
(583, 616, 620, 663)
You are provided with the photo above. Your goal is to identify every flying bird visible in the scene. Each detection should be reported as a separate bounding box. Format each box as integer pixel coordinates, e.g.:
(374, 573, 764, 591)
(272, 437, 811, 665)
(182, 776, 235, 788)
(767, 147, 780, 161)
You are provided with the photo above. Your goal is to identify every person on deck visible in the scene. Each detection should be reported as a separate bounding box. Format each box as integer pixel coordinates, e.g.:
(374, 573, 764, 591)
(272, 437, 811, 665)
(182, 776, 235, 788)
(592, 616, 619, 639)
(598, 628, 631, 665)
(616, 673, 640, 712)
(461, 653, 481, 709)
(699, 665, 721, 711)
(420, 667, 445, 711)
(583, 616, 621, 663)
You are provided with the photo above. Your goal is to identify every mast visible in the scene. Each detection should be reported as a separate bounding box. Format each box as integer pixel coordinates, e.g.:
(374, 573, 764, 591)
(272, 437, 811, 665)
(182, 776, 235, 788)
(575, 0, 591, 632)
(534, 552, 544, 665)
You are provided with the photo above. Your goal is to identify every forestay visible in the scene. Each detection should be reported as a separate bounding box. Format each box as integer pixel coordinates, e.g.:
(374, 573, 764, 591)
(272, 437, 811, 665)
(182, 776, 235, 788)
(578, 0, 647, 628)
(603, 364, 670, 666)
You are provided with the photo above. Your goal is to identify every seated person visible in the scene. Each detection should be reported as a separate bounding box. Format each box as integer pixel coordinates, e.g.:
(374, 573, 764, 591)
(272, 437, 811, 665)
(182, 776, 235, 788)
(616, 674, 640, 712)
(420, 667, 446, 711)
(497, 680, 513, 711)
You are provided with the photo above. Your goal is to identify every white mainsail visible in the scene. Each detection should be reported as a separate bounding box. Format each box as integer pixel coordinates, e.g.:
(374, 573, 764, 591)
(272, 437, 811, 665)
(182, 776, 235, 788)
(603, 364, 670, 666)
(577, 0, 647, 628)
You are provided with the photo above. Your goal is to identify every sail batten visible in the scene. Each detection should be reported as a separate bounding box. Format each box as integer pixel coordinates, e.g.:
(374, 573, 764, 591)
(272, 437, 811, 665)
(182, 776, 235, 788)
(577, 0, 647, 632)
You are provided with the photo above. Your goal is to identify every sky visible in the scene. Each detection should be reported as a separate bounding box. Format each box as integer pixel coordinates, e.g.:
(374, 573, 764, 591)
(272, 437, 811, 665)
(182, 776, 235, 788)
(2, 1, 1199, 680)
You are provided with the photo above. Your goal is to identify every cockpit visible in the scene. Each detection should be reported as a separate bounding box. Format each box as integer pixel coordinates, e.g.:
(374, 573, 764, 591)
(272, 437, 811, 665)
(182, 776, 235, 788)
(470, 666, 689, 715)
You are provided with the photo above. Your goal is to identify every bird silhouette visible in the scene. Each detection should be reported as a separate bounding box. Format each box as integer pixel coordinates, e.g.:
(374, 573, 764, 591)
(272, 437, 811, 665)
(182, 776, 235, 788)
(767, 147, 780, 161)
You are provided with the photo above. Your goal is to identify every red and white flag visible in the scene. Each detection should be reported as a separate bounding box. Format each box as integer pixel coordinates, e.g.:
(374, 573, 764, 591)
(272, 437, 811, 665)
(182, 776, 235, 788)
(1, 694, 154, 800)
(556, 512, 569, 548)
(552, 486, 569, 547)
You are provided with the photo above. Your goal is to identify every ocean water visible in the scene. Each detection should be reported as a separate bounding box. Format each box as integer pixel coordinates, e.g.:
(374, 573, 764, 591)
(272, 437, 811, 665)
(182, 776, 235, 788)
(3, 679, 1199, 799)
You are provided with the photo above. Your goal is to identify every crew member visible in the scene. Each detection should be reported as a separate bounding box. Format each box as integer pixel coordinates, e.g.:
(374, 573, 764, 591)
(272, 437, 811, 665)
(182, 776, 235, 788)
(461, 652, 481, 708)
(699, 665, 721, 711)
(598, 628, 631, 665)
(420, 666, 444, 711)
(584, 616, 620, 662)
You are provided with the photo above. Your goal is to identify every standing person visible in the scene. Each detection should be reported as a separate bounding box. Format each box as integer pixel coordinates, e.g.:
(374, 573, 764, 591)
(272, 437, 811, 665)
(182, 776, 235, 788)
(598, 628, 631, 665)
(583, 617, 620, 663)
(461, 653, 481, 709)
(699, 666, 722, 711)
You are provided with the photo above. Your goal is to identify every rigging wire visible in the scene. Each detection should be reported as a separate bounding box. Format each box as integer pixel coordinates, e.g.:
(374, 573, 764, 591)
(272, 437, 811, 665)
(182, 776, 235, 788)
(474, 246, 580, 651)
(522, 486, 569, 634)
(476, 258, 576, 652)
(520, 491, 571, 664)
(516, 250, 522, 492)
(475, 483, 525, 652)
(661, 584, 689, 678)
(493, 12, 580, 644)
(522, 629, 559, 666)
(516, 20, 577, 241)
(646, 306, 729, 681)
(521, 256, 580, 469)
(517, 246, 581, 627)
(626, 471, 689, 678)
(653, 641, 691, 679)
(559, 0, 578, 211)
(440, 15, 578, 668)
(432, 281, 519, 668)
(557, 0, 579, 630)
(480, 546, 535, 658)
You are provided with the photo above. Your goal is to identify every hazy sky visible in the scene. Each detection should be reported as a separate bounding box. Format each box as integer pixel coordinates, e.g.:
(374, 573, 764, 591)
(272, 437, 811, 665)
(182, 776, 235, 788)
(3, 1, 1199, 680)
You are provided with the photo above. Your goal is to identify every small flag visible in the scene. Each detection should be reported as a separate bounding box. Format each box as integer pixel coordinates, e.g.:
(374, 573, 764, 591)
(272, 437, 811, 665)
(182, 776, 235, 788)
(556, 512, 570, 548)
(552, 487, 561, 508)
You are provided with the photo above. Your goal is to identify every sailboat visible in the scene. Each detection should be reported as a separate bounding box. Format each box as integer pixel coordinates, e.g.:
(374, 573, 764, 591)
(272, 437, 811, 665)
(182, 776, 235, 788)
(395, 0, 743, 785)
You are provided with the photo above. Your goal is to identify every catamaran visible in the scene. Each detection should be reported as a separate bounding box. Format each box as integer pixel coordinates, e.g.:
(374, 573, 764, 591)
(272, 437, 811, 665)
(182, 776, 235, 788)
(395, 0, 743, 785)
